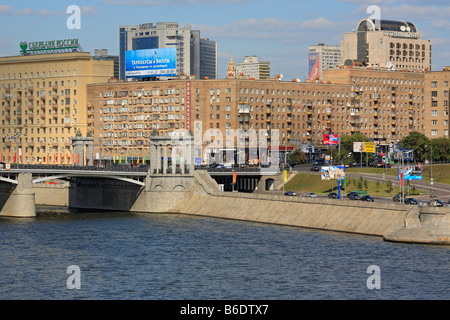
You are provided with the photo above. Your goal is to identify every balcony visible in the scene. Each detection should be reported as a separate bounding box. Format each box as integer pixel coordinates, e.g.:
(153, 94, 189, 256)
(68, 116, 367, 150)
(238, 103, 250, 114)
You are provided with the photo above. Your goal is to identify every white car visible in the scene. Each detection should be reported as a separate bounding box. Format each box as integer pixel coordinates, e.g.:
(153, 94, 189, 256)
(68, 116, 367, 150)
(305, 192, 317, 198)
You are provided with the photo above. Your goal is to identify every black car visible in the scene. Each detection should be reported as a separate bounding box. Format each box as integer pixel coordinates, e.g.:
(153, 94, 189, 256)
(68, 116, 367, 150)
(393, 193, 404, 202)
(284, 191, 296, 196)
(360, 195, 374, 202)
(311, 166, 320, 172)
(348, 193, 360, 200)
(404, 198, 418, 205)
(328, 192, 338, 199)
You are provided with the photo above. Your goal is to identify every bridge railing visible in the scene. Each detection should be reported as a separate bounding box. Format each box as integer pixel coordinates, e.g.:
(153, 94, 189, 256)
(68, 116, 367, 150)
(8, 164, 150, 173)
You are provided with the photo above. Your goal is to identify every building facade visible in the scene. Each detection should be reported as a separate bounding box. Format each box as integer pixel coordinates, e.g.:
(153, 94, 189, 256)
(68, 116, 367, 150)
(119, 22, 217, 80)
(235, 56, 271, 80)
(341, 19, 432, 72)
(308, 44, 341, 81)
(0, 52, 114, 164)
(424, 68, 450, 138)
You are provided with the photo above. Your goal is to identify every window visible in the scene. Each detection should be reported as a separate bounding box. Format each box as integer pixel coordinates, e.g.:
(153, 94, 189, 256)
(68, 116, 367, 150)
(431, 130, 438, 136)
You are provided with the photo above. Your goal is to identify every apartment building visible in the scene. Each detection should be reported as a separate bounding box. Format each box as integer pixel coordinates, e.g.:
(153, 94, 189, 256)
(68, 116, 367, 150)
(308, 44, 341, 81)
(0, 51, 114, 164)
(424, 68, 450, 138)
(235, 56, 271, 80)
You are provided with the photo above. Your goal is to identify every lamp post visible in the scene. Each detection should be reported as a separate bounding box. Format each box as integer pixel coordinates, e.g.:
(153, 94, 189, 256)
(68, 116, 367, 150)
(430, 140, 433, 185)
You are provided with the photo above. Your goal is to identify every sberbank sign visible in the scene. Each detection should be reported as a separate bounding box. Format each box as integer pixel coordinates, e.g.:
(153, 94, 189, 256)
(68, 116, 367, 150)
(20, 39, 80, 54)
(383, 31, 421, 39)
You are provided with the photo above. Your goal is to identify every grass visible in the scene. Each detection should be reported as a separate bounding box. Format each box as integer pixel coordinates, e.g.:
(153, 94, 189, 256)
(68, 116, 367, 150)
(284, 173, 426, 197)
(346, 164, 450, 185)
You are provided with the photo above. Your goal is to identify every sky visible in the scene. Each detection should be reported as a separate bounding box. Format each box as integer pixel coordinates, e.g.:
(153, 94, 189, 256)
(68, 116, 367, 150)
(0, 0, 449, 80)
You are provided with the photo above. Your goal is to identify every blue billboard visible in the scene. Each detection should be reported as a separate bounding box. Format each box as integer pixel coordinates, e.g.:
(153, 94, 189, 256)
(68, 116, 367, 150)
(125, 48, 176, 78)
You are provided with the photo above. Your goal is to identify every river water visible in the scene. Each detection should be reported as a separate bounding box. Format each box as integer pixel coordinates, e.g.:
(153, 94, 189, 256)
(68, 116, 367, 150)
(0, 206, 448, 300)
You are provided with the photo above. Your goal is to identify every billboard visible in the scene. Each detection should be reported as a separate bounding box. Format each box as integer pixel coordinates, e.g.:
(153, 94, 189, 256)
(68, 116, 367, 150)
(353, 142, 375, 153)
(308, 53, 320, 81)
(125, 48, 176, 78)
(353, 142, 364, 152)
(364, 142, 376, 153)
(323, 134, 339, 145)
(321, 166, 346, 181)
(398, 165, 423, 180)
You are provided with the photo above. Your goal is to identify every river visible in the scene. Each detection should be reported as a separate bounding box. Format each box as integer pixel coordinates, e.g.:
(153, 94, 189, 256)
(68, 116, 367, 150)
(0, 206, 448, 300)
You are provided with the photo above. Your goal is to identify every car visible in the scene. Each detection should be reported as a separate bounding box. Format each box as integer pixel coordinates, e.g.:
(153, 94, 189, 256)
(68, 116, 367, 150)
(429, 199, 443, 207)
(328, 192, 339, 199)
(392, 193, 404, 202)
(360, 195, 374, 202)
(305, 192, 317, 198)
(311, 166, 320, 172)
(284, 191, 296, 196)
(404, 198, 418, 205)
(348, 193, 361, 200)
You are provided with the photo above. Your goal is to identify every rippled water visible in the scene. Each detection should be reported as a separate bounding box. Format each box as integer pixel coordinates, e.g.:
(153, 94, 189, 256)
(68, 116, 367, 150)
(0, 206, 448, 300)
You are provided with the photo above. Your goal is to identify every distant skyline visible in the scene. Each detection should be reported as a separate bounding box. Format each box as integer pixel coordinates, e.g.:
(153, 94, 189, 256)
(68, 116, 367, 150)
(0, 0, 449, 80)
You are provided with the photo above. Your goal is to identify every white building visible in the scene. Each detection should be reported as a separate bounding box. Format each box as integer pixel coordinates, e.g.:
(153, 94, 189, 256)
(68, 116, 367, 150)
(308, 44, 341, 81)
(235, 56, 270, 80)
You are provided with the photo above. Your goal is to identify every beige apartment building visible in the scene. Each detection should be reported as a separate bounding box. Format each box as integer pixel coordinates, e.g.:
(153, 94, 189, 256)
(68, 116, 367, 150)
(87, 65, 450, 164)
(0, 51, 114, 164)
(324, 67, 427, 141)
(424, 68, 450, 138)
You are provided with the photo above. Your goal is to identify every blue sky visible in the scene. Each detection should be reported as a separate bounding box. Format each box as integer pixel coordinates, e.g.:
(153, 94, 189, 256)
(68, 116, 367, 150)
(1, 0, 449, 80)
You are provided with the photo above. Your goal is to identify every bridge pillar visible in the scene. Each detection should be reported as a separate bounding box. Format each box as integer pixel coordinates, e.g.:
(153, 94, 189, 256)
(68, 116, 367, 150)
(72, 136, 94, 167)
(0, 173, 36, 218)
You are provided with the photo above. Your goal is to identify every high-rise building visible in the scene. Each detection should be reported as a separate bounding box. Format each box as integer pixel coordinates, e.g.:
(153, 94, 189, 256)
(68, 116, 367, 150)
(424, 68, 450, 138)
(308, 44, 341, 81)
(235, 56, 270, 80)
(0, 49, 114, 164)
(119, 22, 217, 80)
(341, 19, 432, 71)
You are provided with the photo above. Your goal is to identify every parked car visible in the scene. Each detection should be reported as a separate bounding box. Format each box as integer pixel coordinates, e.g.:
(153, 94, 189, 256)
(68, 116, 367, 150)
(360, 195, 374, 202)
(305, 192, 317, 198)
(284, 191, 296, 196)
(328, 192, 339, 199)
(404, 198, 418, 205)
(311, 166, 320, 172)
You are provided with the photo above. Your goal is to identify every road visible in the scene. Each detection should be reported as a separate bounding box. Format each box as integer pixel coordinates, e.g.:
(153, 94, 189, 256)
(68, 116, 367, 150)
(285, 165, 450, 205)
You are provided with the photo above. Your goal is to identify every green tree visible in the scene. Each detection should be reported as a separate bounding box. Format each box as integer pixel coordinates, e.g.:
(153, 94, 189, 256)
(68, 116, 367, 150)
(399, 131, 430, 162)
(289, 150, 306, 164)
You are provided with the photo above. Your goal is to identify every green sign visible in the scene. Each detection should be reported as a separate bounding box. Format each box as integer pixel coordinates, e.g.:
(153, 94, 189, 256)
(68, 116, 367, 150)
(20, 39, 80, 54)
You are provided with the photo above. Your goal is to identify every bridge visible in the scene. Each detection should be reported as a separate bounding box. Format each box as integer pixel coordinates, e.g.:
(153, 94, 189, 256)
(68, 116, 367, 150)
(0, 134, 283, 217)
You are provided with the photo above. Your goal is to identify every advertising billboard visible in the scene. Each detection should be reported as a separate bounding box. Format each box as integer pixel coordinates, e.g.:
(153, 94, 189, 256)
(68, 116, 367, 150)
(125, 48, 176, 78)
(353, 142, 364, 152)
(364, 142, 376, 153)
(398, 165, 423, 180)
(323, 134, 339, 145)
(321, 166, 345, 181)
(308, 53, 320, 81)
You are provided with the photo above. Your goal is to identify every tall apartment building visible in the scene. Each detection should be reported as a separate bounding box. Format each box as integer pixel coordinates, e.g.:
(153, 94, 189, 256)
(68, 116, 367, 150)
(0, 51, 114, 164)
(424, 68, 450, 138)
(87, 66, 448, 164)
(235, 56, 271, 80)
(308, 44, 341, 81)
(119, 22, 217, 80)
(341, 19, 432, 71)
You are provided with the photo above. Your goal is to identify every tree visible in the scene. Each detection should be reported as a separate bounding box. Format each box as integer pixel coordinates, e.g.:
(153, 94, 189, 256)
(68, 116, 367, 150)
(399, 131, 430, 162)
(338, 133, 371, 165)
(434, 137, 450, 162)
(289, 150, 306, 164)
